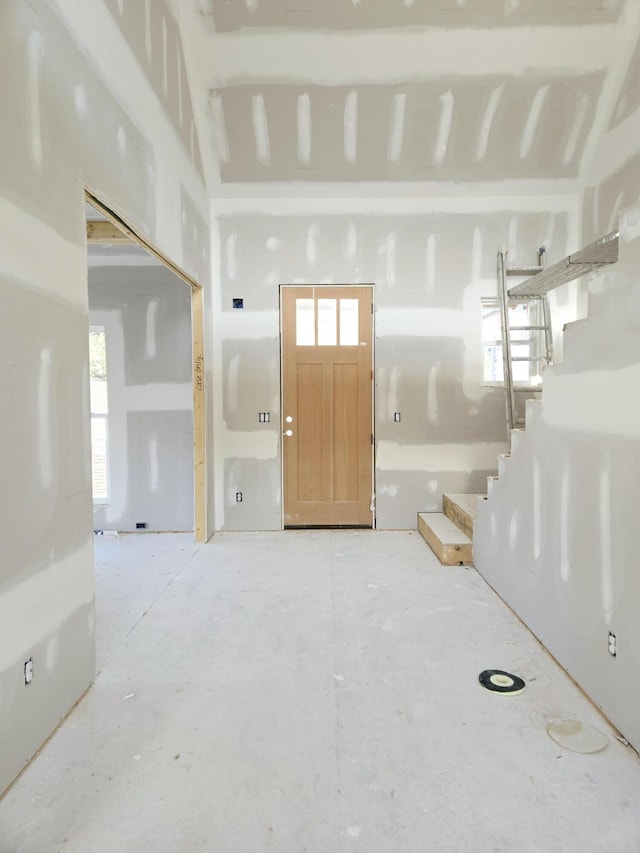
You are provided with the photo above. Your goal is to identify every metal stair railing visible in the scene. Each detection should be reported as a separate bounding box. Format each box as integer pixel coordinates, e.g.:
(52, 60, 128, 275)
(496, 231, 619, 436)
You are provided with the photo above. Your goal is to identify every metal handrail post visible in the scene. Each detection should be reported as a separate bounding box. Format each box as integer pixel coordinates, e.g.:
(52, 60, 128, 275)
(498, 250, 515, 435)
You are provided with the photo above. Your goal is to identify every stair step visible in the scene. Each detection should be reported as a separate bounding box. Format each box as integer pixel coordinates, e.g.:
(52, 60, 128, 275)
(443, 493, 486, 539)
(417, 512, 473, 566)
(498, 455, 511, 477)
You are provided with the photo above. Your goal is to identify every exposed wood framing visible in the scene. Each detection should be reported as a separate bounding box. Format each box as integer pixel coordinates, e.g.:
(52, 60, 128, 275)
(86, 220, 132, 244)
(85, 189, 208, 543)
(191, 285, 207, 543)
(85, 190, 202, 292)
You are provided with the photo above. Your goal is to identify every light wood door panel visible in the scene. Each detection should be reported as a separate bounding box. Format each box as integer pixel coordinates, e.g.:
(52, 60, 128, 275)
(282, 286, 373, 527)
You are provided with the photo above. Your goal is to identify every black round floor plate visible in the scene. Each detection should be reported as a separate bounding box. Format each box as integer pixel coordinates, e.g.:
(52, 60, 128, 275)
(479, 669, 526, 695)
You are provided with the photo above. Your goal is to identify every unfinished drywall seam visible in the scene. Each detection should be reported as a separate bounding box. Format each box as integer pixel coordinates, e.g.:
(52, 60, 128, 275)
(55, 1, 207, 236)
(210, 203, 576, 529)
(200, 27, 621, 85)
(211, 194, 578, 216)
(579, 0, 640, 190)
(0, 541, 94, 674)
(0, 196, 87, 307)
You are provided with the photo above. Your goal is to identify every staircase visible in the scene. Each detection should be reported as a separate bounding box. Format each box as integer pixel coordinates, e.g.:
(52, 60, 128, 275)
(419, 234, 620, 570)
(417, 493, 486, 566)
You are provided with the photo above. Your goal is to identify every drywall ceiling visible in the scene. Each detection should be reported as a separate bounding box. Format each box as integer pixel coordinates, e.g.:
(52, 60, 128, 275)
(208, 0, 624, 32)
(177, 0, 637, 191)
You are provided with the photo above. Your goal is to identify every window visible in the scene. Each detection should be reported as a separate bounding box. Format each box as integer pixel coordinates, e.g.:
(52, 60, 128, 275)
(295, 299, 315, 346)
(89, 326, 109, 503)
(482, 299, 545, 387)
(339, 299, 359, 346)
(317, 299, 337, 346)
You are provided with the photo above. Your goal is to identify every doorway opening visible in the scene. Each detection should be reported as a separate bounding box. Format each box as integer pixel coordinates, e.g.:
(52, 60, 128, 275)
(85, 190, 206, 541)
(280, 285, 374, 528)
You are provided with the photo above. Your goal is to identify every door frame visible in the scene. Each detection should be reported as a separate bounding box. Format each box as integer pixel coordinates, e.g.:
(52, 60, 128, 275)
(85, 188, 207, 543)
(279, 283, 376, 530)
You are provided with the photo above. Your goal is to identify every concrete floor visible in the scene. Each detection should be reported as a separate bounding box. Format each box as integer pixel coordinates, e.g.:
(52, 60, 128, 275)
(2, 530, 640, 852)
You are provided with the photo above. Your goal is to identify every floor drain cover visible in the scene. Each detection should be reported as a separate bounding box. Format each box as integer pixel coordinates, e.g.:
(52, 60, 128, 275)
(547, 721, 608, 754)
(479, 669, 526, 695)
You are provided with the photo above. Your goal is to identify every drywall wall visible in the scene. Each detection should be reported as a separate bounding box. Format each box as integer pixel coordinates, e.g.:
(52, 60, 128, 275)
(0, 0, 209, 794)
(88, 264, 193, 532)
(211, 198, 572, 530)
(474, 18, 640, 749)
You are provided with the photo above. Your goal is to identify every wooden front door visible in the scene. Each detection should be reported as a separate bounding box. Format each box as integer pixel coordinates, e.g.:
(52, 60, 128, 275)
(281, 286, 373, 527)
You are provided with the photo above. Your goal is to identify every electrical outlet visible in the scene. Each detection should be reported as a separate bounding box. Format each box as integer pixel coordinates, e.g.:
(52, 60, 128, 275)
(608, 632, 617, 657)
(24, 658, 33, 686)
(235, 492, 243, 503)
(136, 522, 148, 530)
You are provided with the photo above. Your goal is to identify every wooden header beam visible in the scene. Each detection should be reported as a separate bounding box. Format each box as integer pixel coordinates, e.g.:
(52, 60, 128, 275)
(86, 220, 132, 244)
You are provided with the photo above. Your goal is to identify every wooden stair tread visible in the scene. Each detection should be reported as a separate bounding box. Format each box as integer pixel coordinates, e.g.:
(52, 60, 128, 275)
(419, 512, 470, 542)
(443, 493, 485, 520)
(443, 493, 486, 539)
(417, 512, 473, 566)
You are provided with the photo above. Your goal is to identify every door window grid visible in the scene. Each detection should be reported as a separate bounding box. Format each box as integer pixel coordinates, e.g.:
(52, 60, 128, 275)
(339, 299, 359, 345)
(317, 299, 337, 346)
(295, 298, 315, 346)
(295, 297, 360, 347)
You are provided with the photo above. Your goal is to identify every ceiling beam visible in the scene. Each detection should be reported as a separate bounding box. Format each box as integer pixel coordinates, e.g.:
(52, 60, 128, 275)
(86, 220, 132, 244)
(204, 26, 622, 87)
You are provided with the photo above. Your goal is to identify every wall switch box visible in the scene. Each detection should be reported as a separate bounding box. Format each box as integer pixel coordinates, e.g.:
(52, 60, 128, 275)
(24, 658, 33, 685)
(394, 412, 401, 422)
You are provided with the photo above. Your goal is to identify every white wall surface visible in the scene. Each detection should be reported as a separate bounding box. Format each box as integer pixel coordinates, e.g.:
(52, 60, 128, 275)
(211, 196, 574, 530)
(474, 18, 640, 750)
(0, 0, 209, 794)
(89, 265, 194, 533)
